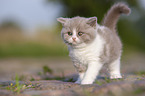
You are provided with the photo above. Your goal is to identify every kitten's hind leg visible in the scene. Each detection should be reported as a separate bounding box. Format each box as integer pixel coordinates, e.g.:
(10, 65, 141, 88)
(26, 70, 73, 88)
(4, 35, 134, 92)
(109, 58, 122, 79)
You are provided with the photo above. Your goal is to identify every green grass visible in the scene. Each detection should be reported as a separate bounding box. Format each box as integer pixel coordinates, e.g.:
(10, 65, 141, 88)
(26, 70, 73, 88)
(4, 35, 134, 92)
(12, 74, 26, 81)
(36, 65, 66, 81)
(95, 80, 103, 86)
(134, 71, 145, 76)
(6, 74, 26, 94)
(95, 77, 124, 86)
(133, 88, 145, 95)
(104, 77, 112, 83)
(0, 43, 68, 58)
(43, 66, 53, 75)
(6, 74, 35, 94)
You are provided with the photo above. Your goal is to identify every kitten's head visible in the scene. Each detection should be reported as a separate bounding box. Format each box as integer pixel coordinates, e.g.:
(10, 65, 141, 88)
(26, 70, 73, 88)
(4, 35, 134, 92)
(57, 16, 98, 47)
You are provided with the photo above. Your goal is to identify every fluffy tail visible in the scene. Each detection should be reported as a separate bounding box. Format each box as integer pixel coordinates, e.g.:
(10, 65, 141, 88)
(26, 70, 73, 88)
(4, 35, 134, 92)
(102, 2, 131, 31)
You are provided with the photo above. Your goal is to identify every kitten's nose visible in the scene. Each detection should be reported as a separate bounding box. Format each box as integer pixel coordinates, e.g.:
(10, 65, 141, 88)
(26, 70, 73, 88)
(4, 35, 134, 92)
(72, 37, 76, 41)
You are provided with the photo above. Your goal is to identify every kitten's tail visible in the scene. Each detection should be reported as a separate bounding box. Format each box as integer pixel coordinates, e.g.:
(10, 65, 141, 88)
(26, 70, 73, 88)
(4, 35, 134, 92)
(102, 2, 131, 31)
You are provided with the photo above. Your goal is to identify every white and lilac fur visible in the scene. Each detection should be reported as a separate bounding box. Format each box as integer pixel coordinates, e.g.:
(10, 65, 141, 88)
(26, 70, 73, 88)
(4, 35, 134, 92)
(57, 3, 130, 84)
(68, 26, 122, 84)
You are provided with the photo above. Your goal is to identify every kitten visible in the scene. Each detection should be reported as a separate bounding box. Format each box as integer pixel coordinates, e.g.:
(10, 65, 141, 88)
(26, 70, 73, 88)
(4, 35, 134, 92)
(57, 3, 131, 84)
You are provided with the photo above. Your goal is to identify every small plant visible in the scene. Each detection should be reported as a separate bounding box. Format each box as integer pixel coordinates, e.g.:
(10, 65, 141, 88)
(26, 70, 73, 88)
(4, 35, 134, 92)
(6, 74, 26, 94)
(37, 72, 42, 75)
(43, 66, 53, 75)
(30, 77, 35, 81)
(105, 77, 111, 83)
(96, 80, 103, 86)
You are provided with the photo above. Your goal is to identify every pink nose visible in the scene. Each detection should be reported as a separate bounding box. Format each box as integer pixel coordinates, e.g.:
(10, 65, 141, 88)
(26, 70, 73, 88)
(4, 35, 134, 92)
(72, 37, 76, 41)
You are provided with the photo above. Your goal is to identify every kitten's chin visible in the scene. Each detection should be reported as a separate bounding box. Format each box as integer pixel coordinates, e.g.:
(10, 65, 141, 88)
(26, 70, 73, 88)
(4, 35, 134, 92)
(68, 42, 87, 48)
(65, 42, 79, 46)
(67, 42, 78, 46)
(65, 41, 86, 48)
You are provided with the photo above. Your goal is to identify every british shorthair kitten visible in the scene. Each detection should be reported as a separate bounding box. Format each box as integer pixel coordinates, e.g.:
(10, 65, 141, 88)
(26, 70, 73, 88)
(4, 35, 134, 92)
(57, 3, 131, 84)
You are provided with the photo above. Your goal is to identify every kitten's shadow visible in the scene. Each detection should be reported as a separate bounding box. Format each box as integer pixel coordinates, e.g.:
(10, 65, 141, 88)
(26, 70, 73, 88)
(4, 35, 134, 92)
(64, 74, 109, 82)
(97, 76, 109, 80)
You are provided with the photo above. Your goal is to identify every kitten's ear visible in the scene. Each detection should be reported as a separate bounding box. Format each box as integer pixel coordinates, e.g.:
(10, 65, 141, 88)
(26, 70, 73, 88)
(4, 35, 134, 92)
(87, 17, 97, 27)
(57, 17, 69, 25)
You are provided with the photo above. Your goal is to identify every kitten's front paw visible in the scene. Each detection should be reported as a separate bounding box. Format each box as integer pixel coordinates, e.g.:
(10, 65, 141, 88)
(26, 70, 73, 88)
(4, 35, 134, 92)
(110, 74, 122, 79)
(75, 80, 81, 84)
(81, 80, 93, 85)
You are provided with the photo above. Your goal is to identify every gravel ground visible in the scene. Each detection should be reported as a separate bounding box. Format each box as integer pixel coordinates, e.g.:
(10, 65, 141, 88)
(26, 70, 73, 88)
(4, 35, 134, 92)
(0, 52, 145, 96)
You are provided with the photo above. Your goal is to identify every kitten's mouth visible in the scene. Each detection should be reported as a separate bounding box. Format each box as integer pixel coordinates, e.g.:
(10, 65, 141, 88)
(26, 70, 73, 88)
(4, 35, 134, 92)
(64, 40, 80, 46)
(68, 42, 77, 46)
(68, 42, 78, 46)
(64, 41, 73, 45)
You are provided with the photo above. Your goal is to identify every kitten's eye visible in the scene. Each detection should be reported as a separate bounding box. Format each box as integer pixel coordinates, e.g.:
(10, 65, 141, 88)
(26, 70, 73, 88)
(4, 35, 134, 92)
(78, 32, 83, 36)
(67, 32, 72, 36)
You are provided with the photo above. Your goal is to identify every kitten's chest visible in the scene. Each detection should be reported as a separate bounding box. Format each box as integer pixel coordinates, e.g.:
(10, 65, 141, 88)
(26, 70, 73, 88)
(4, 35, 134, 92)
(69, 45, 101, 64)
(69, 49, 90, 65)
(69, 35, 105, 65)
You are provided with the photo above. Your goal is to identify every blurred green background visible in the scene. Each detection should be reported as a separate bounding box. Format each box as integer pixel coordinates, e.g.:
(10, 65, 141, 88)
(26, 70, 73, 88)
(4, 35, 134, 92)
(0, 0, 145, 58)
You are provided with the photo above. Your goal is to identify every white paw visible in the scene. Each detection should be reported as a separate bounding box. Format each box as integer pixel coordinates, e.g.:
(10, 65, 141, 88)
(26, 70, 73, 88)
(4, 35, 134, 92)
(110, 74, 122, 79)
(75, 80, 81, 84)
(81, 80, 93, 85)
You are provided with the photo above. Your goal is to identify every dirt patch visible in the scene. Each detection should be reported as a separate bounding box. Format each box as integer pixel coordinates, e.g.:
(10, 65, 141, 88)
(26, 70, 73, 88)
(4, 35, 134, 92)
(0, 53, 145, 96)
(0, 75, 145, 96)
